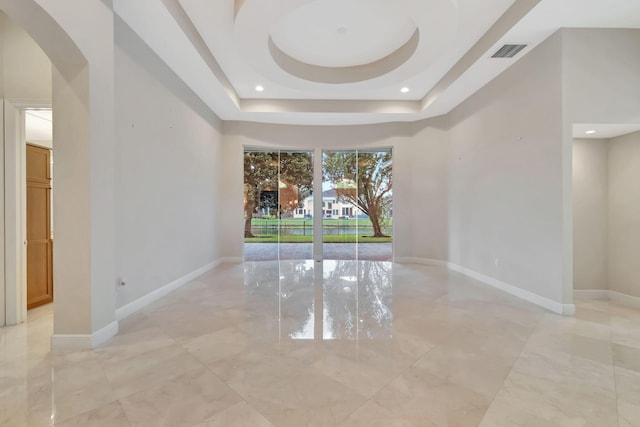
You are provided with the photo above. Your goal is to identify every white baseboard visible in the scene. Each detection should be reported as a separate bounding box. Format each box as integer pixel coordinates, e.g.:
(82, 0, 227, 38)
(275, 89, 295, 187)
(115, 260, 221, 321)
(574, 289, 610, 300)
(92, 321, 119, 348)
(51, 321, 118, 350)
(609, 291, 640, 310)
(446, 262, 570, 315)
(395, 257, 572, 315)
(51, 261, 221, 350)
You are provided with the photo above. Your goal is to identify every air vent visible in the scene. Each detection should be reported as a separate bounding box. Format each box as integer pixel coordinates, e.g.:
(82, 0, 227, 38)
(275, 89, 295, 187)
(491, 44, 527, 58)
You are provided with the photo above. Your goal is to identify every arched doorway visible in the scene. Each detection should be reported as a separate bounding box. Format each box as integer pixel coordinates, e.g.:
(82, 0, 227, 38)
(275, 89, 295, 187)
(0, 0, 117, 348)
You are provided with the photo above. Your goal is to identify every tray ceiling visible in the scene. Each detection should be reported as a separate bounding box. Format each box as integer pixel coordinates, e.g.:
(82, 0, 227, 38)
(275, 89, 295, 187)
(113, 0, 640, 125)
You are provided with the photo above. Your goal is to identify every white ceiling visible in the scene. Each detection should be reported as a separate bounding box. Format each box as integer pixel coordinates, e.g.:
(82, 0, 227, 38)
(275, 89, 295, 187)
(25, 109, 52, 142)
(573, 124, 640, 139)
(112, 0, 640, 125)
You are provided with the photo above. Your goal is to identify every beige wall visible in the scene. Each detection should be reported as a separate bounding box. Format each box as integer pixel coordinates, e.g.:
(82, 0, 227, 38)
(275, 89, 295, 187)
(572, 131, 640, 299)
(563, 29, 640, 125)
(44, 0, 117, 336)
(114, 18, 223, 307)
(573, 138, 608, 291)
(446, 32, 565, 304)
(405, 119, 451, 261)
(564, 28, 640, 300)
(0, 11, 51, 99)
(51, 62, 93, 334)
(608, 131, 640, 298)
(222, 121, 422, 260)
(221, 119, 452, 267)
(1, 2, 226, 337)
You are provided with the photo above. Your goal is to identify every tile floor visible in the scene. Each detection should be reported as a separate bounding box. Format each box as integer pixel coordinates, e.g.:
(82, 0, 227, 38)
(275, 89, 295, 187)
(1, 260, 639, 426)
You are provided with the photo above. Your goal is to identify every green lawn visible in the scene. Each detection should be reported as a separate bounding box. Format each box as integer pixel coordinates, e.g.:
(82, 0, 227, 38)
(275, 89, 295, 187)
(324, 235, 391, 243)
(244, 234, 392, 243)
(246, 217, 392, 243)
(250, 218, 392, 227)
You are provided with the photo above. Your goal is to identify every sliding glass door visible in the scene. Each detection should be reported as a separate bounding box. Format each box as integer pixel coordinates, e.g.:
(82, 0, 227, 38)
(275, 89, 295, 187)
(244, 150, 314, 261)
(244, 148, 392, 262)
(322, 149, 392, 261)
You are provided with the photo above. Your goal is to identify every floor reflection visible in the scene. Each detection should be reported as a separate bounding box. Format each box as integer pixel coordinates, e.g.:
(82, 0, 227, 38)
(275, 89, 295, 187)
(243, 260, 393, 341)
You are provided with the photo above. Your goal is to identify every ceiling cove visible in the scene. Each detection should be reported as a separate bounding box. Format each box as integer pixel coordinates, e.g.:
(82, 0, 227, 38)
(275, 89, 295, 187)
(112, 0, 640, 125)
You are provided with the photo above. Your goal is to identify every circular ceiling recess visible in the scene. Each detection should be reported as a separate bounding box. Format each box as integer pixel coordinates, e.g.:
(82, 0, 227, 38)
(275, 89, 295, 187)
(267, 31, 419, 84)
(234, 0, 459, 86)
(270, 0, 418, 68)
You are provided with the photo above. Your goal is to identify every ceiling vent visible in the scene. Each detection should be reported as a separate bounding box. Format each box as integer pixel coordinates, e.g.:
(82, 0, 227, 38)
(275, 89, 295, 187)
(491, 44, 527, 58)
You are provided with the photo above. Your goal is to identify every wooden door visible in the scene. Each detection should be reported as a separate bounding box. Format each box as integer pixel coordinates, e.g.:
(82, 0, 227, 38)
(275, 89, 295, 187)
(26, 144, 53, 309)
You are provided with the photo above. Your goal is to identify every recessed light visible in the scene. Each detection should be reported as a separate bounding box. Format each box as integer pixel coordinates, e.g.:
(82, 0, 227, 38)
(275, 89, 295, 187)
(400, 87, 410, 93)
(585, 130, 596, 134)
(255, 85, 264, 92)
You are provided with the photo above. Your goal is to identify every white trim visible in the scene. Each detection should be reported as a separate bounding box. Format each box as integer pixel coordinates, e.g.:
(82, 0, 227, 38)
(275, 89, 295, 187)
(52, 260, 234, 349)
(394, 257, 573, 315)
(115, 260, 221, 321)
(574, 289, 610, 300)
(446, 262, 569, 315)
(92, 321, 119, 348)
(4, 99, 26, 325)
(51, 321, 118, 349)
(609, 291, 640, 310)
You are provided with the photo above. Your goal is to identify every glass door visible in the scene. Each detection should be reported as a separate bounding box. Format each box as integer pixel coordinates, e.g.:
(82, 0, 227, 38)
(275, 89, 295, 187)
(322, 150, 358, 260)
(322, 149, 393, 261)
(244, 150, 314, 261)
(244, 148, 391, 262)
(278, 151, 314, 260)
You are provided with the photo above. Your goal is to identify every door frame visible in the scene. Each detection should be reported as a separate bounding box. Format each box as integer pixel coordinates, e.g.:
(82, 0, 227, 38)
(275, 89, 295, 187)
(3, 99, 52, 325)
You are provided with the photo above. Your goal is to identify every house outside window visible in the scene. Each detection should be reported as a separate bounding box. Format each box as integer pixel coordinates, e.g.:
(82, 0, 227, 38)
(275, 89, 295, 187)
(293, 188, 364, 220)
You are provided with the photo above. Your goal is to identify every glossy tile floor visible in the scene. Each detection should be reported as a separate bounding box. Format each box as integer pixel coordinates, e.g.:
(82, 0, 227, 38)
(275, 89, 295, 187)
(1, 260, 640, 426)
